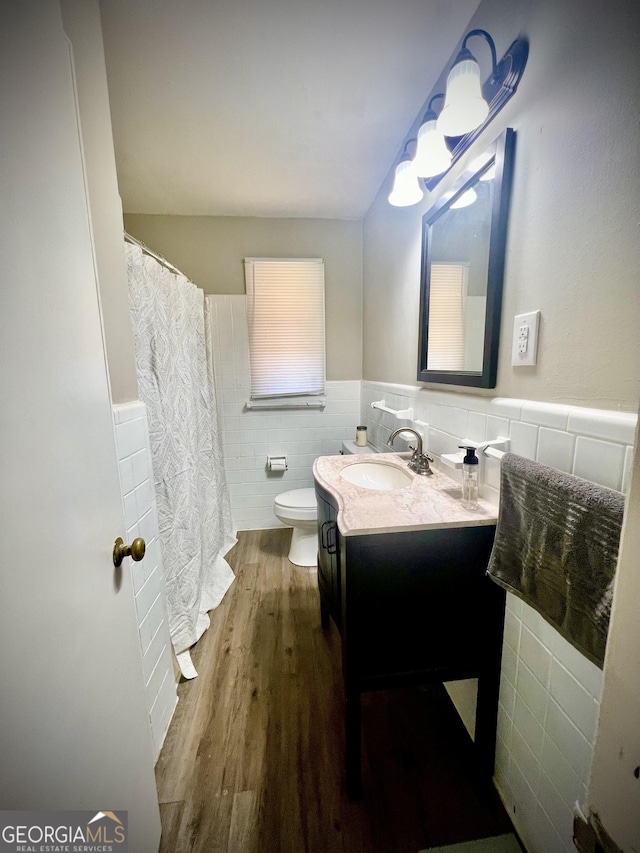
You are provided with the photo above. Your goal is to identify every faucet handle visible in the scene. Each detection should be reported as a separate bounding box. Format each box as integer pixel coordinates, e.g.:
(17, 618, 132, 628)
(409, 445, 433, 461)
(408, 451, 434, 476)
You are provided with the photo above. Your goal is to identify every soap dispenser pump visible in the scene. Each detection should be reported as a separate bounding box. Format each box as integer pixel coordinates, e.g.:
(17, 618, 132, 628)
(459, 445, 479, 510)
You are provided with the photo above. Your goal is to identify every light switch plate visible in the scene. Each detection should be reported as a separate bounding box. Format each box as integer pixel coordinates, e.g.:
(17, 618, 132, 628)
(511, 310, 540, 366)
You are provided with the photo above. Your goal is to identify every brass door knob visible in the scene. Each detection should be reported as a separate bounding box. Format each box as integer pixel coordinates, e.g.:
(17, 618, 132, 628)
(113, 536, 146, 568)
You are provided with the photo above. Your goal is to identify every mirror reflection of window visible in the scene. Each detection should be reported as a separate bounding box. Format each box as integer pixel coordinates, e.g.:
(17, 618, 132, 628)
(427, 263, 468, 370)
(429, 177, 493, 373)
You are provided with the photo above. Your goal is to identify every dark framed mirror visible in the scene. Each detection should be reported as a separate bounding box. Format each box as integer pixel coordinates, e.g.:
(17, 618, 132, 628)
(417, 128, 515, 388)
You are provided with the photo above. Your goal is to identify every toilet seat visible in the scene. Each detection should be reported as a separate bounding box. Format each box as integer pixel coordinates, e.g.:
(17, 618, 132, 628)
(273, 488, 316, 522)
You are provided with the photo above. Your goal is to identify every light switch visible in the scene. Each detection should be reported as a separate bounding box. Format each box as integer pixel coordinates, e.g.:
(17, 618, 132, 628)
(512, 311, 540, 366)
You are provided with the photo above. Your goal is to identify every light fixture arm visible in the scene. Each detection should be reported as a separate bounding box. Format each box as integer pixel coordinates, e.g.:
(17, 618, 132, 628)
(461, 29, 498, 79)
(424, 93, 445, 119)
(400, 137, 417, 160)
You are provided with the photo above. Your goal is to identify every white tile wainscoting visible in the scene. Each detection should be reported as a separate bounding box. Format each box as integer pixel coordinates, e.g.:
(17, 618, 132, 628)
(113, 402, 177, 760)
(207, 295, 361, 531)
(360, 382, 635, 501)
(361, 380, 636, 853)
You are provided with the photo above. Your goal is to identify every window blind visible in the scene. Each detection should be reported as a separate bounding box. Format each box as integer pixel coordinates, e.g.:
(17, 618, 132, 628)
(244, 258, 326, 399)
(426, 263, 468, 371)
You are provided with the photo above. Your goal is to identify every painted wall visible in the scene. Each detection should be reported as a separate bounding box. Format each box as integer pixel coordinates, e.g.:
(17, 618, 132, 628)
(61, 0, 138, 403)
(124, 214, 363, 381)
(363, 0, 640, 412)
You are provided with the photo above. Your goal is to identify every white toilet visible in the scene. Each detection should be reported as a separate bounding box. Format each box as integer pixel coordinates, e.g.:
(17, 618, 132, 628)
(273, 440, 379, 567)
(273, 488, 318, 567)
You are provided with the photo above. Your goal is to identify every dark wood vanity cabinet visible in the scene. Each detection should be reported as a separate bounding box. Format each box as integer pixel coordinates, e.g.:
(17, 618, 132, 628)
(316, 491, 340, 630)
(314, 479, 506, 798)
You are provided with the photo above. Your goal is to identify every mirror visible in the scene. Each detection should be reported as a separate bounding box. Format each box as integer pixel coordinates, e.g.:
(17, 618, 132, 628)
(417, 128, 515, 388)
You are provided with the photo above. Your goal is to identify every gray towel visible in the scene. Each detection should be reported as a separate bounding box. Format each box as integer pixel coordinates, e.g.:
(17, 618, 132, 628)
(487, 453, 625, 668)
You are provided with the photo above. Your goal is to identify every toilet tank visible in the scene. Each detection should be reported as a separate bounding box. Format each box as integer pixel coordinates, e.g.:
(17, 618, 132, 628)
(341, 439, 391, 455)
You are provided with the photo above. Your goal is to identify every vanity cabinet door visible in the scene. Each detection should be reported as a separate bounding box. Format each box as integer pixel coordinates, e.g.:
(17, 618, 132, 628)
(344, 525, 502, 684)
(316, 489, 341, 628)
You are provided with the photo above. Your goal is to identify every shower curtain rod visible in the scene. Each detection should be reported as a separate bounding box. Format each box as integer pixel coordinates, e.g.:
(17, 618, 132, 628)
(124, 231, 186, 278)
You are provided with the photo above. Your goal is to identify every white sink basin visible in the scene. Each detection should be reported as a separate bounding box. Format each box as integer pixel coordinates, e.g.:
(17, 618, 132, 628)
(340, 461, 412, 491)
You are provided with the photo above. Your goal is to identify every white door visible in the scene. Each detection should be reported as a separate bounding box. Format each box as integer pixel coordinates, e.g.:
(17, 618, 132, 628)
(0, 3, 161, 849)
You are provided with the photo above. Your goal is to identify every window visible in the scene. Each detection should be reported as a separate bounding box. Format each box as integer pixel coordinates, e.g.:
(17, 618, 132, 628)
(244, 258, 325, 398)
(426, 262, 468, 371)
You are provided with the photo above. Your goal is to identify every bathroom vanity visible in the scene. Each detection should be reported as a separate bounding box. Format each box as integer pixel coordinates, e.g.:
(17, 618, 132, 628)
(313, 453, 505, 798)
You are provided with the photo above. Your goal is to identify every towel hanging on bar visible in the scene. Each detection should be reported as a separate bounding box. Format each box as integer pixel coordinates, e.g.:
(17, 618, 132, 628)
(486, 453, 625, 668)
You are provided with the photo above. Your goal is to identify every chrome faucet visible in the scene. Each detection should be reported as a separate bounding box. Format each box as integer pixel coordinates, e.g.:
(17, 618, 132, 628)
(387, 428, 433, 476)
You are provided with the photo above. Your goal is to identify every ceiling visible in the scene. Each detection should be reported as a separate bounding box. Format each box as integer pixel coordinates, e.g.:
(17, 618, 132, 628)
(99, 0, 480, 219)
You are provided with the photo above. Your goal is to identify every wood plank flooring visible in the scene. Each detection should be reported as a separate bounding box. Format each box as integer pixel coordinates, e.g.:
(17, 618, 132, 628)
(155, 529, 514, 852)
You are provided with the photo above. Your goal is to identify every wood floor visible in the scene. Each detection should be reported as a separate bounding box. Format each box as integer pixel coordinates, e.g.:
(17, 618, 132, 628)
(155, 529, 514, 852)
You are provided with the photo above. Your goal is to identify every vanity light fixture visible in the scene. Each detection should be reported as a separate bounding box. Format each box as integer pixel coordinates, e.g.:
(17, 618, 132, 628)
(388, 29, 527, 204)
(470, 152, 496, 181)
(437, 30, 497, 137)
(388, 142, 424, 207)
(450, 187, 477, 209)
(413, 95, 452, 178)
(479, 163, 496, 181)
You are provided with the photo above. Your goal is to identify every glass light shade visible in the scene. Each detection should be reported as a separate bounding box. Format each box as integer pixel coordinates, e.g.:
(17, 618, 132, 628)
(413, 119, 452, 178)
(437, 58, 489, 137)
(450, 187, 477, 209)
(388, 159, 423, 207)
(479, 162, 496, 181)
(470, 152, 492, 173)
(470, 154, 496, 181)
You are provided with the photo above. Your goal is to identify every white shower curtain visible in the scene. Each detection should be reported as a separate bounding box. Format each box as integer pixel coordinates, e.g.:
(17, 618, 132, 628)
(126, 243, 236, 671)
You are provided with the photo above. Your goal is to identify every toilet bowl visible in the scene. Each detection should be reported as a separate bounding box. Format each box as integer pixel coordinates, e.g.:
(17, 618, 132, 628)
(274, 441, 385, 567)
(273, 488, 318, 567)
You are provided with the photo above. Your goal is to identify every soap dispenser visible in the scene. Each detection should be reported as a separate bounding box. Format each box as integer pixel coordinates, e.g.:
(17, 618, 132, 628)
(459, 445, 479, 510)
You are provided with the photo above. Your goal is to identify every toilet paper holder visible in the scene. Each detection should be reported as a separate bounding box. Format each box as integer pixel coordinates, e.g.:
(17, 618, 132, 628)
(267, 455, 288, 471)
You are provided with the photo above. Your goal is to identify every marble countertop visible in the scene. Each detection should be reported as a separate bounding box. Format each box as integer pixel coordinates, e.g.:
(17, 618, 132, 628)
(313, 452, 498, 537)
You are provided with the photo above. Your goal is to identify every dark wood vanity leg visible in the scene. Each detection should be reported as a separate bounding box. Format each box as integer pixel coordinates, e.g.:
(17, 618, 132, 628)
(474, 587, 506, 777)
(345, 689, 362, 799)
(474, 665, 501, 777)
(320, 597, 330, 630)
